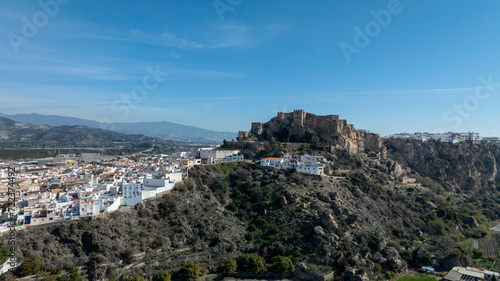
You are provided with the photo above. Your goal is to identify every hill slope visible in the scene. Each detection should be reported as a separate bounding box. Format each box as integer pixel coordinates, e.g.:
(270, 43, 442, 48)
(5, 142, 500, 280)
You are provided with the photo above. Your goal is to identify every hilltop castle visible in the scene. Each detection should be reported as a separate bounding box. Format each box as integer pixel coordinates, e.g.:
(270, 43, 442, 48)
(238, 110, 382, 153)
(239, 110, 353, 140)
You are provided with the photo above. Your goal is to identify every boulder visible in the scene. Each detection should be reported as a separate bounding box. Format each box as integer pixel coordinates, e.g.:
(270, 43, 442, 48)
(383, 247, 405, 272)
(321, 211, 338, 230)
(314, 225, 325, 236)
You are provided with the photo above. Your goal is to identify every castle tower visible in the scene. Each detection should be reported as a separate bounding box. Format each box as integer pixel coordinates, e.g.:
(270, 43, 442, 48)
(237, 131, 250, 141)
(250, 122, 264, 135)
(277, 112, 285, 119)
(292, 110, 306, 126)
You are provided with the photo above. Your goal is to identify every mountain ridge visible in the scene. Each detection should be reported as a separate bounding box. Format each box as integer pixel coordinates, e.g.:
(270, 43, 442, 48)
(0, 113, 237, 143)
(0, 116, 172, 148)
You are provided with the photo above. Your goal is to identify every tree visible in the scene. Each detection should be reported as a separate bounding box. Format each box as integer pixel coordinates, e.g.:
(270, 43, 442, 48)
(176, 262, 205, 280)
(156, 270, 171, 281)
(236, 254, 267, 273)
(269, 256, 295, 273)
(49, 184, 60, 190)
(218, 258, 237, 275)
(18, 255, 42, 276)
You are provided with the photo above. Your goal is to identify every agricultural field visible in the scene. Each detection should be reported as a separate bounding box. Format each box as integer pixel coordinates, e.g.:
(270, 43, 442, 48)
(396, 272, 438, 281)
(482, 234, 500, 259)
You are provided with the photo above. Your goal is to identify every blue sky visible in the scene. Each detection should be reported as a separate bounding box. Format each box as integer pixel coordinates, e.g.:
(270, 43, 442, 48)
(1, 0, 500, 136)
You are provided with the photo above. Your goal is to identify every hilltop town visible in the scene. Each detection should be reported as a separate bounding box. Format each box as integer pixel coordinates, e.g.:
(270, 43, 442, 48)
(0, 147, 241, 232)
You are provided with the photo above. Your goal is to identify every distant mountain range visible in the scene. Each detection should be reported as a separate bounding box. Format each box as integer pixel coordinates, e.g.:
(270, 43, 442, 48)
(0, 113, 237, 142)
(0, 116, 171, 148)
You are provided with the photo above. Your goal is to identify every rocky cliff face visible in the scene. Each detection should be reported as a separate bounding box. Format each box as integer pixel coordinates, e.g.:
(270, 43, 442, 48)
(384, 139, 500, 192)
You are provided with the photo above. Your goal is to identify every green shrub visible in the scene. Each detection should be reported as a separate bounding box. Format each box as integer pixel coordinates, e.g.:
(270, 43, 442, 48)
(227, 202, 238, 212)
(19, 255, 43, 276)
(76, 220, 86, 230)
(269, 256, 294, 273)
(52, 268, 63, 275)
(156, 270, 171, 281)
(176, 262, 205, 280)
(236, 254, 267, 273)
(218, 258, 237, 275)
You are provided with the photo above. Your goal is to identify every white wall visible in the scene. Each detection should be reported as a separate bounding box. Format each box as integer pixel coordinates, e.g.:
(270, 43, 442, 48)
(121, 196, 142, 206)
(105, 197, 121, 213)
(144, 178, 166, 187)
(167, 172, 183, 183)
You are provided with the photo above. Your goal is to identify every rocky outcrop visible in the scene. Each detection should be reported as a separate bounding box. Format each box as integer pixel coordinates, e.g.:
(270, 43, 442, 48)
(321, 211, 338, 230)
(343, 268, 370, 281)
(384, 139, 500, 191)
(383, 247, 405, 272)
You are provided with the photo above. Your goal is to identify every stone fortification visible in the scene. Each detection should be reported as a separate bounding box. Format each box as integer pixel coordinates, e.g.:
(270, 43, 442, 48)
(243, 110, 382, 153)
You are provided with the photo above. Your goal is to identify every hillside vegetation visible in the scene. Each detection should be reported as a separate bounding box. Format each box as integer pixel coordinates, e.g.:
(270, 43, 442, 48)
(2, 139, 500, 280)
